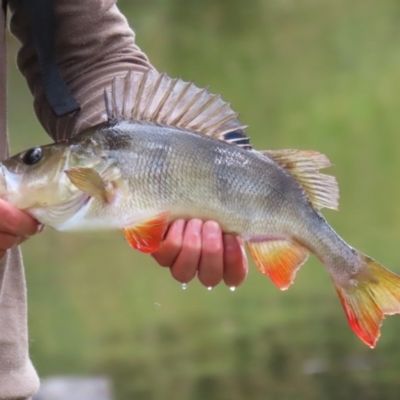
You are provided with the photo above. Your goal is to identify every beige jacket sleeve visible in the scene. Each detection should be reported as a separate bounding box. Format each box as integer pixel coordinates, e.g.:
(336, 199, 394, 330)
(1, 1, 156, 398)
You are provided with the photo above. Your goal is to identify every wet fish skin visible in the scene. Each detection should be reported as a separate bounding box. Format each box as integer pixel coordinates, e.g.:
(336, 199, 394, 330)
(1, 69, 400, 348)
(64, 121, 310, 236)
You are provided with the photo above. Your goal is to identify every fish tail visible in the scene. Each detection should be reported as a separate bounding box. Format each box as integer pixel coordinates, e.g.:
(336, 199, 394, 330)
(333, 252, 400, 348)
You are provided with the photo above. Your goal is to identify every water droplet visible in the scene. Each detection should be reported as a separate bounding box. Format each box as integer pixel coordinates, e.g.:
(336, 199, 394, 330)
(207, 286, 213, 291)
(229, 286, 236, 292)
(182, 283, 188, 290)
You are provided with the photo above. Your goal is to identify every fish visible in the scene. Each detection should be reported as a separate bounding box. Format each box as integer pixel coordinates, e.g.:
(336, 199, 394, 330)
(1, 69, 400, 348)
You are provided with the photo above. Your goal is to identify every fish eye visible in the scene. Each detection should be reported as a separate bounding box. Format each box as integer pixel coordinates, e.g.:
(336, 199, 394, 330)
(22, 147, 43, 165)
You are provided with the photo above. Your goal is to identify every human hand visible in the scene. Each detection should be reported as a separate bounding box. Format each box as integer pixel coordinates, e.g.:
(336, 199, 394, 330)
(152, 219, 248, 288)
(0, 199, 42, 260)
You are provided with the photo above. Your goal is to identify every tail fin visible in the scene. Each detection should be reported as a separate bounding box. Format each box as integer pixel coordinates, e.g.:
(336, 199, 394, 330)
(334, 253, 400, 348)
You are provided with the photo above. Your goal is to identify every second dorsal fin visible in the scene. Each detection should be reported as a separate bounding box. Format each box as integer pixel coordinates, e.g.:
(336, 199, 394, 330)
(104, 69, 251, 149)
(262, 149, 339, 211)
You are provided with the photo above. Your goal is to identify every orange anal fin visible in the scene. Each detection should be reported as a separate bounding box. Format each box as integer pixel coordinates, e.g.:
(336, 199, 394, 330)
(123, 212, 170, 253)
(247, 238, 309, 290)
(333, 253, 400, 348)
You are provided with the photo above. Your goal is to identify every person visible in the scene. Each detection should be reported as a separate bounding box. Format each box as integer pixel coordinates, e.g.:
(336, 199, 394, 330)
(0, 0, 248, 398)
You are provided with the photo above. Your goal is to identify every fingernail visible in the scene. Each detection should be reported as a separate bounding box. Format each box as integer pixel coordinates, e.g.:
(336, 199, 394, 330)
(37, 224, 45, 233)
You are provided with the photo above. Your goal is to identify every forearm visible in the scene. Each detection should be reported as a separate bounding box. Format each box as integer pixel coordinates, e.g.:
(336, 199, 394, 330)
(9, 0, 155, 141)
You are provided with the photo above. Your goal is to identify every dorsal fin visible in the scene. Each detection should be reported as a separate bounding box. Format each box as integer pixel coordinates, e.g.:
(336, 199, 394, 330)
(104, 69, 251, 149)
(262, 149, 339, 211)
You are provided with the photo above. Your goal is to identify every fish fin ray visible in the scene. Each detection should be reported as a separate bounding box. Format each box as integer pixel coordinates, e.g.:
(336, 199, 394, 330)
(261, 149, 339, 210)
(333, 253, 400, 348)
(247, 238, 309, 290)
(123, 212, 170, 253)
(106, 70, 250, 148)
(65, 167, 109, 202)
(65, 164, 119, 203)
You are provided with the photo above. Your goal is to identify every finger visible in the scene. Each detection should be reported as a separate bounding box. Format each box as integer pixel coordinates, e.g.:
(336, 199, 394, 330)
(151, 219, 186, 267)
(0, 199, 40, 236)
(0, 231, 21, 251)
(197, 221, 223, 287)
(223, 235, 248, 287)
(170, 219, 202, 283)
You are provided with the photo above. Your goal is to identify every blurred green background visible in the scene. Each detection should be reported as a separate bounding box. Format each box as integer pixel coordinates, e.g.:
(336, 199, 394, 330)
(6, 0, 400, 399)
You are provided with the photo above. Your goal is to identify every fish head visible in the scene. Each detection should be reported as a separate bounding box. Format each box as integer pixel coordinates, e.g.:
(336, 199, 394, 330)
(0, 140, 106, 215)
(0, 142, 75, 210)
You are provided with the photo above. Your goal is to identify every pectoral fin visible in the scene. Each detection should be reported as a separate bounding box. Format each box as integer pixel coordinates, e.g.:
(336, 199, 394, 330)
(123, 212, 170, 253)
(65, 167, 115, 203)
(247, 238, 309, 290)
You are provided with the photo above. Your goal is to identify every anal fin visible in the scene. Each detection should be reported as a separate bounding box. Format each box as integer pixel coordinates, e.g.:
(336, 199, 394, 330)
(123, 212, 170, 253)
(247, 238, 309, 290)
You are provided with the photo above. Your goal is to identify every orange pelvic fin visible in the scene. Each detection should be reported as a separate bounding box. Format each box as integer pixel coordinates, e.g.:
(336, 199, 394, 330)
(123, 212, 170, 253)
(334, 253, 400, 348)
(247, 238, 309, 290)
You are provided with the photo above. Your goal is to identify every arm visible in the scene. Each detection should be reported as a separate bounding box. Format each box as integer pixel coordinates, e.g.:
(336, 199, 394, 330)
(8, 0, 248, 288)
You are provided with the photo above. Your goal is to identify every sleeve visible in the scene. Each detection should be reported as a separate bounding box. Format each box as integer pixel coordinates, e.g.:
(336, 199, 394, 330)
(8, 0, 156, 141)
(0, 5, 40, 399)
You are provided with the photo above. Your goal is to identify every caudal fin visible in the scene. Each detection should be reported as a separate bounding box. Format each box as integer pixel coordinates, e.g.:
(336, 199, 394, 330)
(334, 253, 400, 348)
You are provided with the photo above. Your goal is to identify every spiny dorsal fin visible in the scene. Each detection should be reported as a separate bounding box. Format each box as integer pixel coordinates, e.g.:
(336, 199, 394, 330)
(104, 69, 251, 149)
(262, 149, 339, 210)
